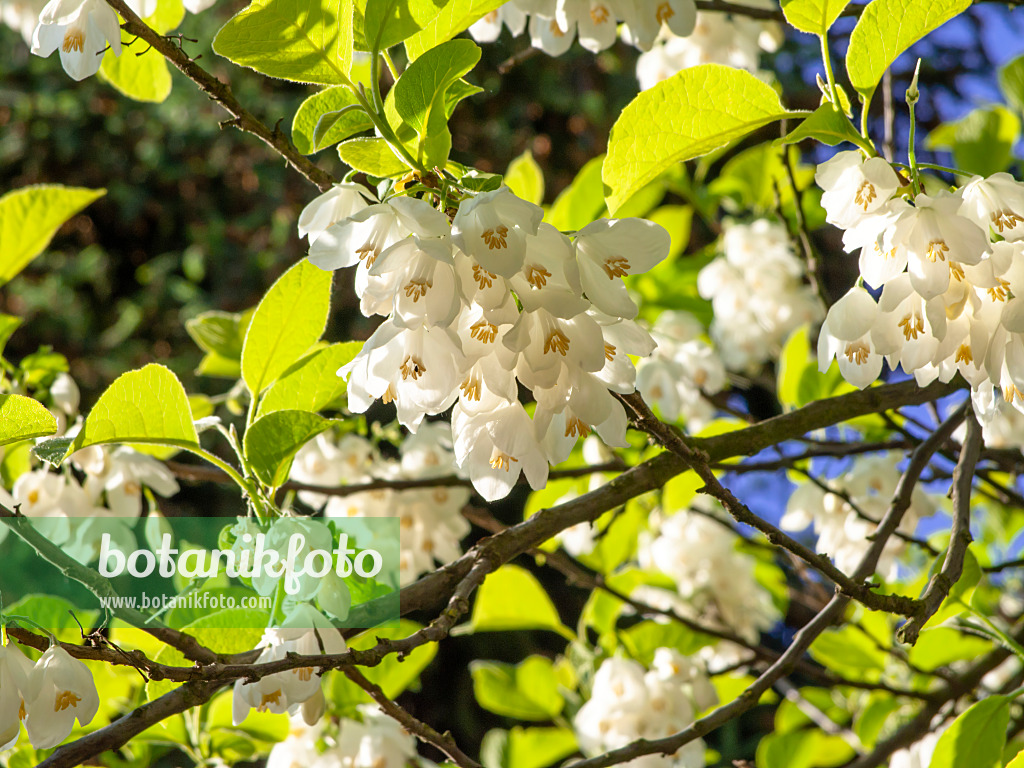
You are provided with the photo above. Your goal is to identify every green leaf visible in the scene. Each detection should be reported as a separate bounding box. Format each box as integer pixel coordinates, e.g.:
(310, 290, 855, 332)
(846, 0, 971, 101)
(361, 0, 444, 51)
(924, 106, 1021, 177)
(545, 155, 606, 232)
(66, 365, 199, 462)
(32, 436, 74, 467)
(292, 87, 374, 154)
(393, 38, 479, 167)
(338, 137, 409, 176)
(471, 656, 565, 721)
(809, 624, 886, 678)
(242, 259, 332, 396)
(465, 564, 573, 638)
(504, 150, 545, 206)
(929, 696, 1010, 768)
(506, 727, 577, 768)
(212, 0, 354, 85)
(758, 730, 855, 768)
(0, 185, 106, 284)
(1007, 747, 1024, 768)
(602, 64, 805, 214)
(0, 314, 21, 359)
(244, 409, 335, 486)
(186, 310, 251, 360)
(778, 324, 854, 409)
(999, 54, 1024, 114)
(100, 47, 172, 103)
(781, 0, 849, 36)
(404, 0, 503, 59)
(257, 342, 361, 416)
(778, 103, 867, 148)
(620, 619, 715, 665)
(0, 395, 58, 447)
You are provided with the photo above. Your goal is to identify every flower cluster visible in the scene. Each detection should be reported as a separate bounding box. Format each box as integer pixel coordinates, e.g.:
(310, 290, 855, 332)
(302, 183, 666, 502)
(697, 219, 825, 374)
(1, 642, 100, 751)
(635, 310, 727, 430)
(267, 705, 423, 768)
(638, 507, 780, 655)
(232, 604, 346, 726)
(291, 424, 470, 585)
(635, 7, 782, 90)
(815, 155, 1024, 423)
(573, 648, 716, 768)
(782, 454, 937, 579)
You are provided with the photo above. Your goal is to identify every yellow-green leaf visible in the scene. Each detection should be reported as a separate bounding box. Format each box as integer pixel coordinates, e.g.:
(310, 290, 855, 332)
(257, 342, 361, 417)
(504, 149, 545, 206)
(69, 364, 199, 457)
(404, 0, 503, 59)
(0, 185, 105, 284)
(244, 409, 335, 486)
(100, 47, 172, 103)
(602, 64, 806, 214)
(337, 137, 409, 176)
(464, 564, 573, 639)
(846, 0, 971, 101)
(241, 259, 332, 396)
(781, 0, 850, 36)
(0, 395, 58, 446)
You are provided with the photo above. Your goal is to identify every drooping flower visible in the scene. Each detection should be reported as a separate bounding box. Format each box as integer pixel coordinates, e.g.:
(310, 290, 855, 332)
(22, 644, 99, 749)
(31, 0, 122, 81)
(0, 641, 34, 750)
(298, 183, 378, 244)
(452, 187, 543, 278)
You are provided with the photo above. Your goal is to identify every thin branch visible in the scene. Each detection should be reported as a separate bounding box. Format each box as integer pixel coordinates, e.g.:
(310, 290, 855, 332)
(343, 666, 483, 768)
(100, 0, 335, 191)
(897, 408, 982, 645)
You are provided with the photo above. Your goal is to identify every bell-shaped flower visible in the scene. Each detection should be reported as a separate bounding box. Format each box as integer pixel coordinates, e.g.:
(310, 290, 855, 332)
(817, 286, 884, 389)
(534, 368, 629, 464)
(452, 187, 543, 278)
(308, 196, 449, 272)
(31, 0, 121, 81)
(622, 0, 696, 51)
(469, 3, 526, 41)
(892, 192, 991, 299)
(573, 217, 670, 319)
(589, 311, 658, 393)
(341, 319, 466, 430)
(529, 13, 576, 56)
(510, 223, 589, 318)
(74, 445, 179, 518)
(815, 151, 902, 230)
(22, 644, 99, 749)
(870, 274, 944, 376)
(232, 605, 345, 726)
(454, 248, 513, 314)
(369, 234, 461, 328)
(335, 704, 419, 768)
(452, 393, 548, 501)
(0, 641, 34, 750)
(555, 0, 620, 52)
(298, 183, 378, 243)
(504, 307, 606, 390)
(958, 172, 1024, 241)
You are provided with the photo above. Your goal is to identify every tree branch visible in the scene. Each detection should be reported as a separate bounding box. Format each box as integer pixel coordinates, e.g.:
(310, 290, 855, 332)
(101, 0, 336, 191)
(897, 408, 982, 645)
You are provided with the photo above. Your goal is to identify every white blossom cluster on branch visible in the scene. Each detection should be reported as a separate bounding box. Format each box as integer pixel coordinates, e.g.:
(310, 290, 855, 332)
(573, 648, 717, 768)
(301, 183, 667, 502)
(815, 153, 1024, 434)
(267, 705, 427, 768)
(291, 424, 470, 585)
(637, 505, 780, 662)
(635, 309, 727, 429)
(782, 453, 937, 580)
(697, 219, 825, 374)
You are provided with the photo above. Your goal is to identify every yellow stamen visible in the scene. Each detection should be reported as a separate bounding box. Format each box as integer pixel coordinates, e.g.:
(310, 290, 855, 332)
(564, 417, 590, 439)
(399, 356, 425, 381)
(54, 690, 81, 712)
(404, 279, 432, 302)
(470, 319, 498, 343)
(473, 264, 496, 290)
(655, 1, 673, 23)
(481, 225, 509, 250)
(898, 313, 924, 340)
(604, 343, 616, 361)
(991, 210, 1024, 232)
(926, 239, 949, 262)
(843, 342, 870, 365)
(490, 453, 519, 471)
(601, 256, 631, 279)
(955, 343, 973, 364)
(590, 4, 609, 23)
(258, 690, 282, 711)
(62, 27, 84, 53)
(525, 265, 551, 289)
(854, 180, 876, 211)
(544, 329, 570, 356)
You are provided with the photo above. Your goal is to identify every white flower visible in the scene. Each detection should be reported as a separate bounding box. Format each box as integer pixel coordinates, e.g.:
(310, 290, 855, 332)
(621, 0, 696, 51)
(504, 307, 606, 390)
(22, 644, 99, 749)
(815, 151, 901, 230)
(0, 642, 33, 750)
(889, 725, 946, 768)
(299, 184, 378, 243)
(573, 218, 670, 319)
(452, 393, 548, 501)
(554, 0, 618, 52)
(2, 0, 48, 45)
(73, 446, 179, 517)
(529, 13, 576, 55)
(232, 605, 345, 726)
(452, 187, 543, 278)
(818, 286, 884, 389)
(368, 234, 461, 329)
(510, 223, 588, 318)
(958, 172, 1024, 241)
(336, 704, 419, 768)
(469, 2, 526, 41)
(31, 0, 122, 81)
